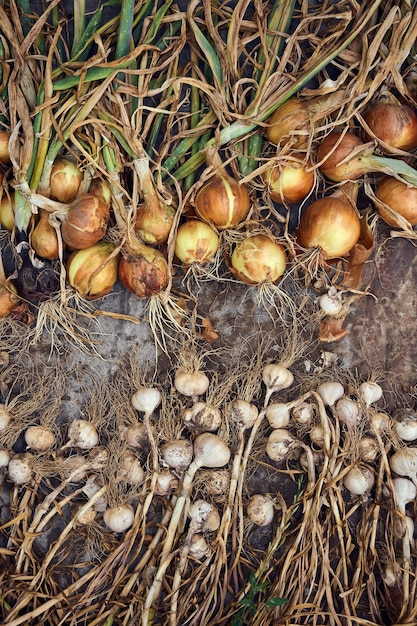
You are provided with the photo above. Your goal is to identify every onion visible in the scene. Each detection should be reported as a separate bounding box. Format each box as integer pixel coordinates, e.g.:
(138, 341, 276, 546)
(358, 381, 383, 407)
(66, 241, 119, 299)
(393, 408, 417, 442)
(266, 428, 296, 462)
(363, 92, 417, 151)
(246, 494, 274, 526)
(50, 158, 83, 203)
(195, 148, 250, 229)
(174, 369, 210, 399)
(0, 130, 11, 164)
(343, 464, 375, 496)
(31, 209, 60, 260)
(24, 426, 56, 452)
(133, 155, 175, 245)
(316, 381, 345, 408)
(183, 401, 222, 433)
(174, 220, 219, 265)
(89, 179, 111, 207)
(103, 503, 135, 533)
(118, 235, 169, 298)
(375, 176, 417, 226)
(161, 439, 193, 472)
(229, 234, 287, 285)
(296, 189, 361, 258)
(389, 447, 417, 485)
(61, 194, 110, 250)
(263, 154, 315, 204)
(0, 191, 15, 231)
(318, 130, 417, 185)
(61, 419, 99, 450)
(0, 280, 20, 318)
(8, 454, 33, 485)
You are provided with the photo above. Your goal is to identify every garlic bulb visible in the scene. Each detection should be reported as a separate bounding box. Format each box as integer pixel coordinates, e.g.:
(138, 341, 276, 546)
(335, 397, 361, 429)
(183, 402, 222, 433)
(344, 465, 375, 496)
(265, 403, 291, 429)
(318, 289, 344, 316)
(316, 381, 344, 407)
(357, 436, 379, 463)
(389, 448, 417, 485)
(189, 534, 211, 560)
(131, 386, 162, 415)
(160, 439, 193, 472)
(103, 504, 135, 533)
(393, 408, 417, 442)
(0, 449, 10, 467)
(266, 429, 295, 462)
(0, 403, 11, 432)
(203, 469, 231, 496)
(246, 494, 275, 526)
(262, 364, 294, 400)
(358, 381, 383, 407)
(174, 369, 210, 398)
(119, 423, 149, 450)
(228, 399, 259, 431)
(62, 419, 99, 450)
(291, 401, 315, 426)
(24, 426, 56, 452)
(309, 424, 325, 449)
(116, 450, 145, 486)
(188, 499, 220, 534)
(154, 468, 179, 495)
(8, 455, 33, 485)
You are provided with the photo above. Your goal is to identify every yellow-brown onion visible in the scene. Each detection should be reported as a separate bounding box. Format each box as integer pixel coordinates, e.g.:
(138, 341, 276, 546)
(66, 241, 119, 299)
(195, 150, 250, 229)
(50, 158, 83, 203)
(118, 236, 169, 298)
(0, 191, 15, 231)
(363, 93, 417, 151)
(135, 197, 175, 246)
(296, 191, 361, 258)
(263, 154, 315, 204)
(61, 194, 110, 250)
(0, 281, 20, 317)
(375, 176, 417, 226)
(174, 220, 219, 264)
(31, 209, 60, 260)
(230, 234, 287, 284)
(89, 179, 112, 207)
(0, 131, 11, 165)
(317, 132, 367, 182)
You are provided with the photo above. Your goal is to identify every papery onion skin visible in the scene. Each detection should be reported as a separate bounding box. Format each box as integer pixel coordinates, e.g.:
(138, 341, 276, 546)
(195, 174, 250, 229)
(61, 194, 110, 250)
(135, 199, 175, 246)
(363, 99, 417, 151)
(375, 176, 417, 226)
(317, 132, 367, 182)
(264, 154, 315, 204)
(230, 234, 287, 285)
(50, 158, 83, 203)
(266, 98, 311, 147)
(296, 196, 361, 258)
(118, 243, 169, 298)
(175, 220, 219, 264)
(66, 241, 119, 299)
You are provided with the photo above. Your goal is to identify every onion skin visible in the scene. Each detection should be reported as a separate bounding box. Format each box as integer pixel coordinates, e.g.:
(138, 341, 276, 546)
(135, 198, 175, 246)
(264, 154, 315, 204)
(66, 241, 119, 299)
(296, 194, 361, 258)
(363, 96, 417, 151)
(195, 173, 250, 230)
(61, 194, 110, 250)
(174, 220, 219, 264)
(0, 131, 11, 165)
(0, 192, 15, 231)
(317, 131, 368, 182)
(50, 158, 83, 203)
(375, 176, 417, 226)
(230, 234, 287, 285)
(266, 98, 311, 147)
(31, 209, 60, 260)
(118, 237, 169, 298)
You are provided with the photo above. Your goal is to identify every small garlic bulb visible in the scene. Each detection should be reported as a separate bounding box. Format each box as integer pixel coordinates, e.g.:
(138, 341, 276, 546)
(183, 402, 222, 433)
(344, 465, 375, 496)
(335, 397, 361, 429)
(318, 288, 344, 316)
(393, 408, 417, 442)
(265, 403, 291, 429)
(309, 424, 325, 449)
(8, 455, 34, 485)
(262, 364, 294, 401)
(357, 436, 379, 463)
(62, 419, 99, 450)
(0, 449, 10, 467)
(0, 403, 11, 432)
(103, 503, 135, 533)
(203, 469, 230, 496)
(246, 494, 275, 526)
(160, 439, 193, 472)
(189, 534, 211, 560)
(291, 401, 315, 426)
(228, 399, 258, 431)
(131, 386, 162, 414)
(266, 428, 295, 462)
(358, 381, 383, 407)
(154, 468, 179, 495)
(316, 381, 344, 407)
(174, 369, 210, 398)
(24, 426, 56, 452)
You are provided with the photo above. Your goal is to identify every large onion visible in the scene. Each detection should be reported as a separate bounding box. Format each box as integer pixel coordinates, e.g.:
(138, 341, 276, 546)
(174, 220, 219, 264)
(230, 234, 287, 285)
(50, 158, 83, 203)
(118, 236, 169, 298)
(363, 92, 417, 151)
(296, 189, 361, 258)
(66, 241, 119, 298)
(61, 194, 110, 249)
(263, 154, 315, 204)
(375, 176, 417, 226)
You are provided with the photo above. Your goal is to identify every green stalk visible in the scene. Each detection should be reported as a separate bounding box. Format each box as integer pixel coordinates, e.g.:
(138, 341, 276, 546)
(170, 0, 384, 182)
(115, 0, 135, 59)
(72, 0, 86, 58)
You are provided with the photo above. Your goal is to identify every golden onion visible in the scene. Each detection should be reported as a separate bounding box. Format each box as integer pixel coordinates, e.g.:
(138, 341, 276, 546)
(50, 158, 83, 203)
(263, 154, 315, 204)
(174, 220, 219, 264)
(375, 176, 417, 226)
(363, 93, 417, 151)
(230, 234, 287, 284)
(66, 241, 119, 299)
(31, 210, 60, 260)
(61, 194, 110, 250)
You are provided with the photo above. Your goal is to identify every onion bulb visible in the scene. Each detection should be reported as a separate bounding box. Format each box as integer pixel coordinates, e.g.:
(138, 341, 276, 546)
(230, 234, 287, 285)
(246, 494, 274, 526)
(50, 158, 83, 203)
(31, 209, 60, 260)
(0, 192, 15, 231)
(133, 156, 175, 245)
(375, 176, 417, 226)
(195, 148, 250, 229)
(24, 426, 56, 452)
(363, 92, 417, 151)
(61, 194, 109, 250)
(344, 464, 375, 496)
(174, 220, 219, 264)
(393, 408, 417, 442)
(103, 503, 135, 533)
(66, 241, 119, 299)
(118, 235, 169, 298)
(89, 179, 111, 207)
(296, 189, 360, 258)
(263, 154, 315, 204)
(0, 130, 11, 164)
(318, 130, 417, 185)
(0, 280, 20, 318)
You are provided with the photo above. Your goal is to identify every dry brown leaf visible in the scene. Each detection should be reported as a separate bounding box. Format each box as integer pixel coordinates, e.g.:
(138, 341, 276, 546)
(319, 315, 349, 343)
(200, 317, 219, 342)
